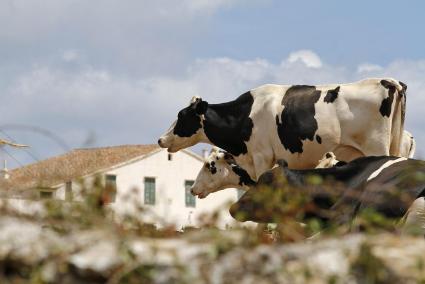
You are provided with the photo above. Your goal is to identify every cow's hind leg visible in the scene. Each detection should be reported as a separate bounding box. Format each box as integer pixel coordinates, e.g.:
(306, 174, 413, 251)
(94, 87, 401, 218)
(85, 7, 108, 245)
(332, 145, 364, 163)
(401, 197, 425, 237)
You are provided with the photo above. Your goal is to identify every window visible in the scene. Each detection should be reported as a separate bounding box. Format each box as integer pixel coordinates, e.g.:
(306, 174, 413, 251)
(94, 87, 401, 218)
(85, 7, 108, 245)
(185, 180, 196, 207)
(237, 189, 245, 199)
(144, 177, 156, 205)
(65, 181, 73, 201)
(104, 175, 117, 203)
(168, 153, 173, 161)
(39, 190, 53, 199)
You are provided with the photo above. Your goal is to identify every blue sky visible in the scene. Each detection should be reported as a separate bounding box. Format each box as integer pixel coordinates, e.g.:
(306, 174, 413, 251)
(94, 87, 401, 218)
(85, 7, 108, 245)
(1, 0, 425, 168)
(193, 1, 425, 66)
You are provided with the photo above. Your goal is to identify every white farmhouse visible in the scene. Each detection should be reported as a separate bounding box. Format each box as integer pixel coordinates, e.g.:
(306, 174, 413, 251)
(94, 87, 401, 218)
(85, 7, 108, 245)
(0, 145, 241, 228)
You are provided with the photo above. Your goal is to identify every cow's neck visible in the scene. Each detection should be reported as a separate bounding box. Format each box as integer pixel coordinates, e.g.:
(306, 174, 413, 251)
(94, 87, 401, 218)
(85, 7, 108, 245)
(202, 92, 254, 157)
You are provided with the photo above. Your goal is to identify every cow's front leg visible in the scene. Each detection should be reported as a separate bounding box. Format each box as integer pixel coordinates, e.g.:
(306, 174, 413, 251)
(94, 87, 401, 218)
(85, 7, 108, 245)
(252, 153, 273, 180)
(401, 197, 425, 237)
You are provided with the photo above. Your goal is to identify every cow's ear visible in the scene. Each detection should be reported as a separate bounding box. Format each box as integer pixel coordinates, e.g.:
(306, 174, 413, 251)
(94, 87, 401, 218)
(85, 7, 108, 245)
(223, 152, 234, 162)
(277, 159, 288, 168)
(195, 100, 209, 115)
(190, 96, 201, 104)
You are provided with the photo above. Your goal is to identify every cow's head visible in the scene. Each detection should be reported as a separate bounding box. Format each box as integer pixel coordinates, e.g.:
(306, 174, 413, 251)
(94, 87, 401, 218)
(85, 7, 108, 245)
(315, 152, 347, 168)
(191, 148, 251, 199)
(158, 96, 209, 152)
(315, 152, 339, 169)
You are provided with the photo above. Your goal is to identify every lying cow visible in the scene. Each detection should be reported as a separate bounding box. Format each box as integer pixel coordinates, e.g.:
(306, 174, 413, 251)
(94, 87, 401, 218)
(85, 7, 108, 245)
(229, 155, 425, 234)
(159, 78, 410, 180)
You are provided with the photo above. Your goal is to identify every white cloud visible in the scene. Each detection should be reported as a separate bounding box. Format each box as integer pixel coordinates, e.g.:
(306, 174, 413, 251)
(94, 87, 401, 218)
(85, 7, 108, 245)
(62, 50, 80, 62)
(0, 0, 234, 38)
(286, 50, 323, 68)
(183, 0, 239, 13)
(0, 0, 243, 77)
(357, 63, 383, 73)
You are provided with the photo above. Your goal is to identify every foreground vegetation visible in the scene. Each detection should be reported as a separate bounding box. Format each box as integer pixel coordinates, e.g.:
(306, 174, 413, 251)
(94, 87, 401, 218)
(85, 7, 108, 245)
(1, 180, 424, 284)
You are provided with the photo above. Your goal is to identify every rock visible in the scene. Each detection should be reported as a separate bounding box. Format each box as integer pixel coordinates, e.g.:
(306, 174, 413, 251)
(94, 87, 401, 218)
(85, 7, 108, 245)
(0, 215, 424, 283)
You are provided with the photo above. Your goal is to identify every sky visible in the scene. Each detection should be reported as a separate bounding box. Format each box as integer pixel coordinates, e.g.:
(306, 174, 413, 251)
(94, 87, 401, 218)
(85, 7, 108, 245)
(1, 0, 425, 168)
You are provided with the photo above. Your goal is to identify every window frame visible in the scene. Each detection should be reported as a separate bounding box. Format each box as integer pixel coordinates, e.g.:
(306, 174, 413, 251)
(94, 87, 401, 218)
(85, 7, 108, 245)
(38, 188, 54, 200)
(184, 180, 196, 208)
(65, 181, 73, 201)
(144, 177, 156, 205)
(104, 174, 117, 203)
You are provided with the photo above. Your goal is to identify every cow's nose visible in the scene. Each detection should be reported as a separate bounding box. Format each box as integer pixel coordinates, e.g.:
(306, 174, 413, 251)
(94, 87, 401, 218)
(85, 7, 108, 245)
(158, 138, 163, 146)
(190, 188, 196, 195)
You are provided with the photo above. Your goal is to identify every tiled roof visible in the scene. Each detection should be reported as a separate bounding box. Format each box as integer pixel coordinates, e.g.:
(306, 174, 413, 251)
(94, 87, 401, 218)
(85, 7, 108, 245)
(0, 144, 160, 194)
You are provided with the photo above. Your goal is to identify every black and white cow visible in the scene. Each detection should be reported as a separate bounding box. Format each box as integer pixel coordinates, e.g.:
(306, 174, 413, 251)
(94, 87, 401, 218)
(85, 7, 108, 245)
(191, 149, 346, 198)
(159, 78, 410, 180)
(229, 155, 425, 234)
(191, 148, 255, 198)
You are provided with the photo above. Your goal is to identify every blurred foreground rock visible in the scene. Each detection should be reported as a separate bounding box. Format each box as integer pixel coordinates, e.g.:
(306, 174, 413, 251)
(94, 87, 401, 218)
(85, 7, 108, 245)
(0, 216, 424, 283)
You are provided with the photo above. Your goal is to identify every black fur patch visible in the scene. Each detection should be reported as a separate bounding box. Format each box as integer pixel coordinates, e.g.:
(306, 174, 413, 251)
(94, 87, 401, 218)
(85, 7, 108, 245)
(173, 100, 205, 137)
(316, 135, 322, 144)
(230, 164, 256, 186)
(399, 81, 407, 96)
(210, 161, 217, 174)
(379, 80, 396, 117)
(203, 92, 254, 156)
(323, 86, 340, 103)
(276, 85, 321, 154)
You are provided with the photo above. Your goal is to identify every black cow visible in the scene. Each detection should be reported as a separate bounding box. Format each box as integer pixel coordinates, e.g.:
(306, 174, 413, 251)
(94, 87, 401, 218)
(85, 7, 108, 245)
(230, 156, 425, 233)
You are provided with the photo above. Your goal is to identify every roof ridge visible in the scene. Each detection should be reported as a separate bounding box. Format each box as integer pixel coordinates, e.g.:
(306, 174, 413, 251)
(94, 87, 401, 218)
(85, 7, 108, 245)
(73, 144, 158, 151)
(8, 144, 159, 175)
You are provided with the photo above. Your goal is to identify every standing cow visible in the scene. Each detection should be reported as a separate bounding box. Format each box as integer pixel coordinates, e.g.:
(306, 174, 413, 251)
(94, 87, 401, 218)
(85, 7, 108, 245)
(159, 78, 409, 180)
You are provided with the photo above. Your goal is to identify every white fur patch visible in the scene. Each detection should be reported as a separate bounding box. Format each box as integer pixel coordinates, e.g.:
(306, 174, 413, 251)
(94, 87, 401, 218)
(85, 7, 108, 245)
(366, 157, 407, 182)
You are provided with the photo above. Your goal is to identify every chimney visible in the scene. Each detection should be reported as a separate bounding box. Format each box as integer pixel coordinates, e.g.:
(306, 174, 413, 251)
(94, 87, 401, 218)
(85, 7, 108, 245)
(202, 149, 209, 159)
(1, 160, 9, 179)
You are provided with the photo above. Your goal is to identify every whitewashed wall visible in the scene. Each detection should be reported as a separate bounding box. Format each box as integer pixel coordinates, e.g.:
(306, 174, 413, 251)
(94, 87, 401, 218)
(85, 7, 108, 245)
(107, 149, 240, 229)
(53, 149, 240, 229)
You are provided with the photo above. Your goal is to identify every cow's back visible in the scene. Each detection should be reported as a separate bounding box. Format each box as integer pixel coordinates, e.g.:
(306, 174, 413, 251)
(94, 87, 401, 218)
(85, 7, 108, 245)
(244, 78, 406, 172)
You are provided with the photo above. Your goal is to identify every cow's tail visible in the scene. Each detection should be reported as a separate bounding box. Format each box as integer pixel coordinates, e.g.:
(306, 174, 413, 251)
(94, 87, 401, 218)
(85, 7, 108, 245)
(406, 131, 416, 158)
(409, 135, 416, 158)
(388, 79, 407, 157)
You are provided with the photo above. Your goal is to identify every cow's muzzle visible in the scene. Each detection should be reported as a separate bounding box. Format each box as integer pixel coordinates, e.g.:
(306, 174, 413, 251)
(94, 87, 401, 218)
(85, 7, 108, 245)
(190, 187, 209, 199)
(158, 138, 165, 147)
